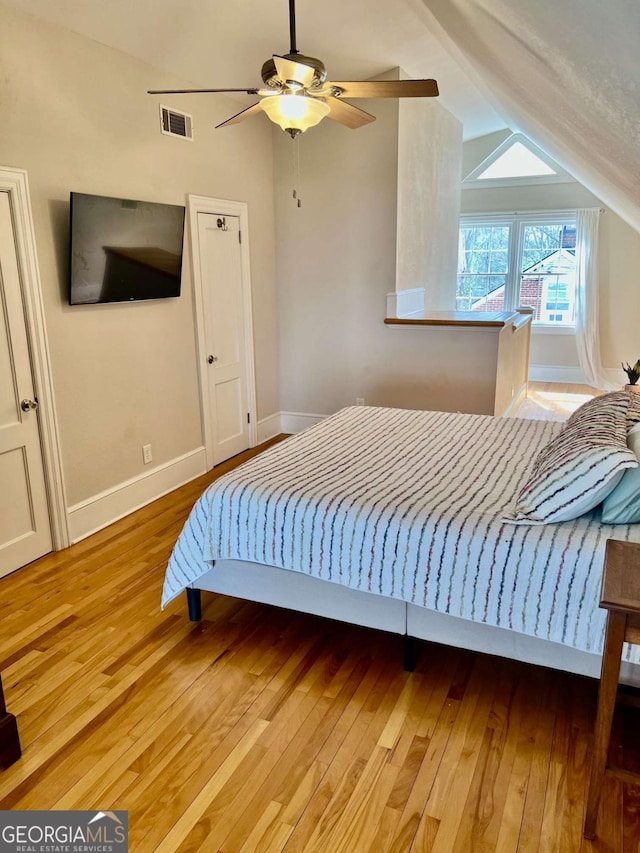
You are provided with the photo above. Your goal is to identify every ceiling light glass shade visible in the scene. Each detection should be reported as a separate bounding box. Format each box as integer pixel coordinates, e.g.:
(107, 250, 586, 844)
(260, 94, 330, 133)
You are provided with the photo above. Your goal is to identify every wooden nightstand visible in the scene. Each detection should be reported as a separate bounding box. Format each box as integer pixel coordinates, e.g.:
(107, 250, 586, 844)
(584, 539, 640, 839)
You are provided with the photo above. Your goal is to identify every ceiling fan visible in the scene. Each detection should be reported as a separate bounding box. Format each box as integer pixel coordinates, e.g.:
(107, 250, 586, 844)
(148, 0, 439, 138)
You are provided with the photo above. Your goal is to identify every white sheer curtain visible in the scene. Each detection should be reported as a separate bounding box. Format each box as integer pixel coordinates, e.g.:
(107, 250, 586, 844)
(574, 208, 616, 390)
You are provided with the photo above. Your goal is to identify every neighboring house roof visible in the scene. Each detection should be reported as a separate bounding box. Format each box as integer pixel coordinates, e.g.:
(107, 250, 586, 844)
(466, 248, 576, 314)
(521, 248, 576, 277)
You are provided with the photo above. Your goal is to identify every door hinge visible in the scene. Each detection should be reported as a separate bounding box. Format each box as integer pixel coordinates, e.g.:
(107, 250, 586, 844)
(247, 412, 250, 424)
(238, 230, 242, 244)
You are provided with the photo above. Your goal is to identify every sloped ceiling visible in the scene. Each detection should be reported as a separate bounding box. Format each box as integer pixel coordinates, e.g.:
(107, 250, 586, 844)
(420, 0, 640, 232)
(7, 0, 638, 230)
(4, 0, 505, 140)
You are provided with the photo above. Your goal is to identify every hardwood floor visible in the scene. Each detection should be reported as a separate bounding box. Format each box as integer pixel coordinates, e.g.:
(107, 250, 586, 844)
(515, 382, 601, 422)
(0, 425, 638, 851)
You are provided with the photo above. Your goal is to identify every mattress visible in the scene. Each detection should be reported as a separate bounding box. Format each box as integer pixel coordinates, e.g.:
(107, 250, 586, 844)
(163, 406, 640, 657)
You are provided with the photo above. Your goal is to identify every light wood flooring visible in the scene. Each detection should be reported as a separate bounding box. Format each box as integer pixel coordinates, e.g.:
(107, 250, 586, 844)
(1, 390, 638, 852)
(515, 382, 601, 421)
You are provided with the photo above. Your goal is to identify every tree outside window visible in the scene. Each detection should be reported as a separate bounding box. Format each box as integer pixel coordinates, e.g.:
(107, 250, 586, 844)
(456, 215, 577, 327)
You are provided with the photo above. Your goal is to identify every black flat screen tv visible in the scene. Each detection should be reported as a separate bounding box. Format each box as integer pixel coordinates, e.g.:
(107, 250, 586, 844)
(69, 192, 185, 305)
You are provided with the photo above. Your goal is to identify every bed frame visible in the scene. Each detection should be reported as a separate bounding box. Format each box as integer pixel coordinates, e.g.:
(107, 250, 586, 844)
(184, 558, 640, 683)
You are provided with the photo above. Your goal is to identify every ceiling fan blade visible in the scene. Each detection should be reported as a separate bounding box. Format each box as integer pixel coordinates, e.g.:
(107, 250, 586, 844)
(215, 102, 264, 129)
(273, 55, 315, 88)
(148, 88, 259, 95)
(324, 97, 376, 129)
(328, 79, 439, 99)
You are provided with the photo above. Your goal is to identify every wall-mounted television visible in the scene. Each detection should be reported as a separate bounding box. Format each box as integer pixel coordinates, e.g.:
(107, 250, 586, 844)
(69, 192, 185, 305)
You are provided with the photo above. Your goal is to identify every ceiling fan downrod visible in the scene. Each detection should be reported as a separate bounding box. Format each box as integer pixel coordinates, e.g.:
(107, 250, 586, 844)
(289, 0, 298, 55)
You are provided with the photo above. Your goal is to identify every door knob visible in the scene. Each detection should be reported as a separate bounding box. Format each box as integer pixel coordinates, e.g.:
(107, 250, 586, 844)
(207, 355, 218, 364)
(21, 398, 39, 412)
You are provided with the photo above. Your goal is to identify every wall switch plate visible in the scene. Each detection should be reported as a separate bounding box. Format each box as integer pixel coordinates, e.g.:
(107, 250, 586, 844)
(356, 398, 365, 406)
(142, 444, 152, 464)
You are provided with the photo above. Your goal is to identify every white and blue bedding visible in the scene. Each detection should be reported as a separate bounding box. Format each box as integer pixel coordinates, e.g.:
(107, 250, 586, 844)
(162, 406, 640, 658)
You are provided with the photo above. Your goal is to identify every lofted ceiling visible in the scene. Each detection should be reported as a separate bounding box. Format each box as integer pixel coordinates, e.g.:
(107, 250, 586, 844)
(12, 0, 637, 229)
(6, 0, 507, 140)
(422, 0, 640, 232)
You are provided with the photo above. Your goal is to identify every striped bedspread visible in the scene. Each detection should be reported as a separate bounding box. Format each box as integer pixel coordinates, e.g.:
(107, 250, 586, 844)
(163, 406, 640, 657)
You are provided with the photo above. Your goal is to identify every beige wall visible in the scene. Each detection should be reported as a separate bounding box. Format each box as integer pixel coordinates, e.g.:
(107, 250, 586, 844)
(461, 129, 510, 179)
(274, 99, 398, 415)
(0, 4, 278, 505)
(461, 137, 640, 380)
(274, 100, 493, 417)
(598, 211, 640, 372)
(396, 99, 462, 309)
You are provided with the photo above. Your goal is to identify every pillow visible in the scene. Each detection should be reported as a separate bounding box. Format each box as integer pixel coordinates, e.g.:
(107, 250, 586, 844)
(505, 391, 637, 524)
(567, 389, 640, 433)
(626, 390, 640, 431)
(567, 390, 626, 424)
(601, 424, 640, 523)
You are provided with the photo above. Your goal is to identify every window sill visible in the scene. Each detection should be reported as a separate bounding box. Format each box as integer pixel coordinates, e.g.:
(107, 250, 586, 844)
(531, 324, 576, 336)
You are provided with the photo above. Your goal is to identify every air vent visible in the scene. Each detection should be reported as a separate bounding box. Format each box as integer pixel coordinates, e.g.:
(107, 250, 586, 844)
(160, 105, 193, 141)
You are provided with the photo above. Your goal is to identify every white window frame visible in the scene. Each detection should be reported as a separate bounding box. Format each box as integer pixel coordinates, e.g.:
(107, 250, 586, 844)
(458, 210, 577, 332)
(463, 133, 575, 188)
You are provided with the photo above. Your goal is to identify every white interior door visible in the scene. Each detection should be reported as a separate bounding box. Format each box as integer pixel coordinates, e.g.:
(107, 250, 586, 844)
(0, 191, 52, 576)
(197, 212, 250, 464)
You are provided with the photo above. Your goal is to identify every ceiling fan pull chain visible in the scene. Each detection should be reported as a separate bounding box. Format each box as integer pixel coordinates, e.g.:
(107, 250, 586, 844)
(292, 134, 302, 207)
(291, 135, 297, 201)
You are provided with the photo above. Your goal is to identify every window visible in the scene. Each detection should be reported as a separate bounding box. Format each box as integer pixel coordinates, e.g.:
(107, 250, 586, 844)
(476, 141, 556, 180)
(456, 213, 577, 328)
(457, 224, 509, 311)
(463, 133, 574, 188)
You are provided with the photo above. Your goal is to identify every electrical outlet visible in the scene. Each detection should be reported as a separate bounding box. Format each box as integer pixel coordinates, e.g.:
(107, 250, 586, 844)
(356, 398, 365, 406)
(142, 444, 152, 465)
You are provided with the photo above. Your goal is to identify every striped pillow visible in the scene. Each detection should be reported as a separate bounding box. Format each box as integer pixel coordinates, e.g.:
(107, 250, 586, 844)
(567, 389, 640, 433)
(505, 392, 638, 524)
(626, 390, 640, 430)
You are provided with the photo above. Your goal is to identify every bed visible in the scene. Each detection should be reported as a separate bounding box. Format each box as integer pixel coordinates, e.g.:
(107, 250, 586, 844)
(163, 402, 640, 681)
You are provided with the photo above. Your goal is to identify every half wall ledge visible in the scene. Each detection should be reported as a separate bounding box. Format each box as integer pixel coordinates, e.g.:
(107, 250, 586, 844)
(384, 308, 533, 417)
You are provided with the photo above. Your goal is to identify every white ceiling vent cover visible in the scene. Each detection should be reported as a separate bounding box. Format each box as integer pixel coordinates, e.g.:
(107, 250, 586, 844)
(160, 105, 193, 141)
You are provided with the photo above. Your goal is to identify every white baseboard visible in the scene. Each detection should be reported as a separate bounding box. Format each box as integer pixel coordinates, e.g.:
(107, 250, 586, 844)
(529, 364, 623, 388)
(528, 364, 587, 384)
(67, 447, 207, 543)
(280, 411, 327, 434)
(256, 413, 282, 443)
(257, 411, 328, 437)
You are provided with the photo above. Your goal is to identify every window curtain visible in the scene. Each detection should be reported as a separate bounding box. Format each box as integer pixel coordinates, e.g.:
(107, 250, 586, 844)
(574, 208, 616, 390)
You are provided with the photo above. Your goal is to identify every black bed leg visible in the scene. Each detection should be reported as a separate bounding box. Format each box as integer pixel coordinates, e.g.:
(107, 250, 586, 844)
(186, 588, 202, 621)
(403, 635, 417, 672)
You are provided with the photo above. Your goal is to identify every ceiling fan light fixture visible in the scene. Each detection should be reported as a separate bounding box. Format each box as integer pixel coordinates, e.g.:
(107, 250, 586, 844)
(260, 94, 330, 136)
